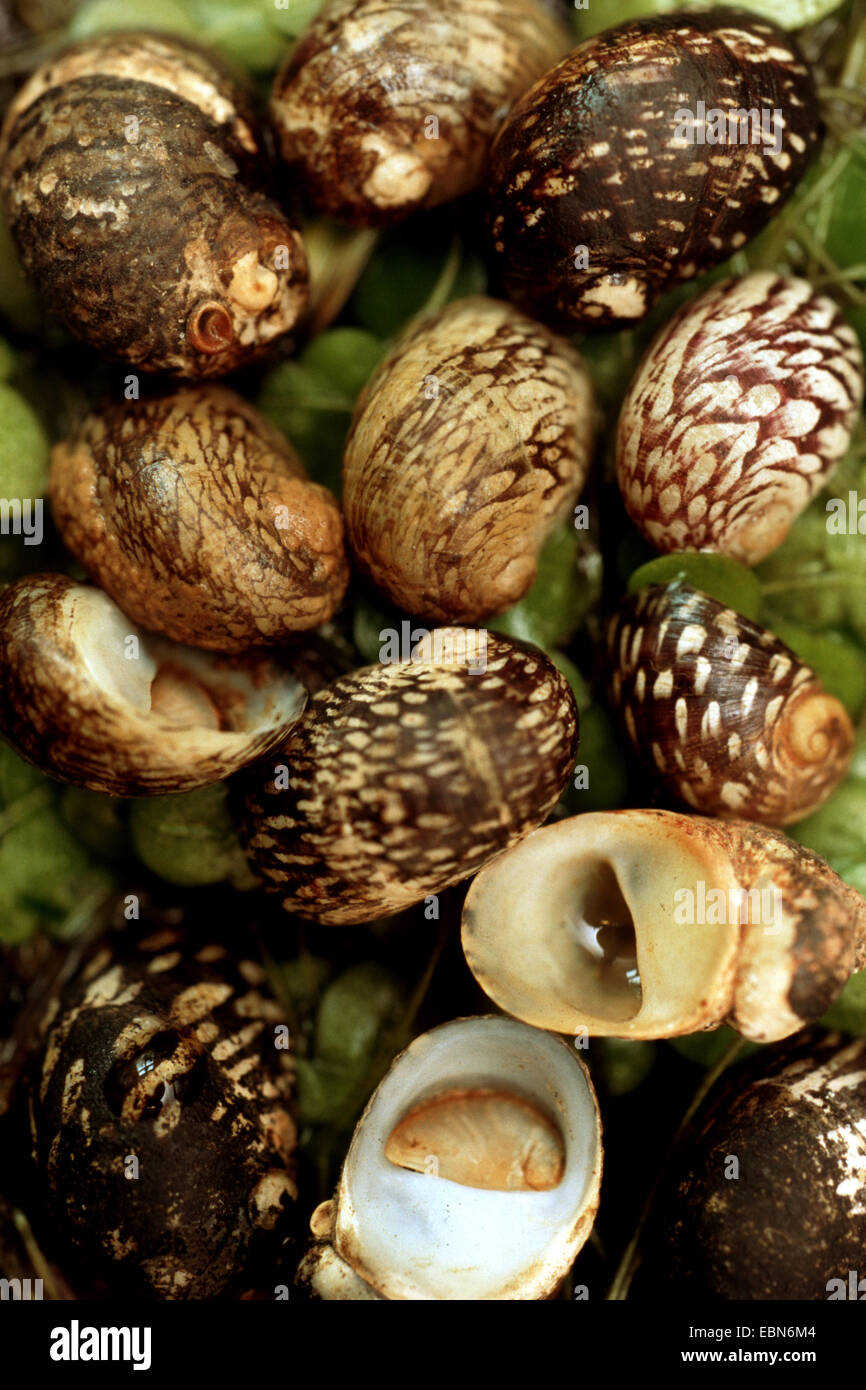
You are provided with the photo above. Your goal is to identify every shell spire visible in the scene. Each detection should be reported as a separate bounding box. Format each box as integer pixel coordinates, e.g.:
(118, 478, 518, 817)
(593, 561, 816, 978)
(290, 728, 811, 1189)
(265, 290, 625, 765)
(607, 582, 853, 825)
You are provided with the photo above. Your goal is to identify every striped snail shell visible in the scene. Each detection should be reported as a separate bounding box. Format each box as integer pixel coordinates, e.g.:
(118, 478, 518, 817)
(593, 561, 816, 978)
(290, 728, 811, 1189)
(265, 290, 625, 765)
(607, 583, 853, 825)
(342, 296, 594, 622)
(240, 629, 579, 924)
(461, 809, 866, 1043)
(269, 0, 571, 225)
(617, 274, 865, 564)
(487, 11, 820, 330)
(30, 921, 297, 1299)
(0, 33, 308, 376)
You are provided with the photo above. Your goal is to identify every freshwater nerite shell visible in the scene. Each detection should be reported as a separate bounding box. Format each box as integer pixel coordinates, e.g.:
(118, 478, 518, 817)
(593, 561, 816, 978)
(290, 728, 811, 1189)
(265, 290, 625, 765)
(50, 386, 349, 649)
(607, 582, 854, 825)
(617, 274, 865, 564)
(297, 1016, 603, 1300)
(29, 923, 298, 1299)
(241, 629, 579, 923)
(0, 574, 307, 795)
(644, 1033, 866, 1299)
(487, 11, 820, 329)
(342, 296, 595, 622)
(0, 32, 308, 375)
(461, 809, 866, 1043)
(269, 0, 571, 225)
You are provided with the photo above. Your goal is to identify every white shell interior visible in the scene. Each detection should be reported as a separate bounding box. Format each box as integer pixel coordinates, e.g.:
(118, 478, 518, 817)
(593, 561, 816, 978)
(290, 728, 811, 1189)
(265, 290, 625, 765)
(61, 583, 306, 787)
(334, 1016, 601, 1300)
(462, 813, 743, 1038)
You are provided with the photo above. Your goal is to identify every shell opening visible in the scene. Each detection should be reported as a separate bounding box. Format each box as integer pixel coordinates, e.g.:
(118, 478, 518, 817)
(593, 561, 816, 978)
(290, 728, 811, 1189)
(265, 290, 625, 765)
(150, 665, 222, 731)
(570, 860, 642, 1022)
(186, 300, 234, 354)
(384, 1087, 565, 1193)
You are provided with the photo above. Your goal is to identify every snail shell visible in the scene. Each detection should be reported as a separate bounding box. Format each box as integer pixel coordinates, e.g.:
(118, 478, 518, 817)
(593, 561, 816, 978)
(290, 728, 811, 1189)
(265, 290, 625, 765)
(645, 1033, 866, 1299)
(607, 582, 854, 825)
(0, 574, 306, 795)
(241, 629, 579, 924)
(269, 0, 571, 225)
(617, 274, 865, 565)
(342, 296, 595, 622)
(461, 809, 866, 1043)
(297, 1016, 602, 1300)
(0, 33, 308, 376)
(30, 922, 297, 1299)
(487, 12, 820, 329)
(50, 385, 349, 650)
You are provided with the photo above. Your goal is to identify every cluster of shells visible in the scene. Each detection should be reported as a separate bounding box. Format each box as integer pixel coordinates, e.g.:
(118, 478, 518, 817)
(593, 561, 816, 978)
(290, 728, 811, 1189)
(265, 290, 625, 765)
(0, 1, 864, 1303)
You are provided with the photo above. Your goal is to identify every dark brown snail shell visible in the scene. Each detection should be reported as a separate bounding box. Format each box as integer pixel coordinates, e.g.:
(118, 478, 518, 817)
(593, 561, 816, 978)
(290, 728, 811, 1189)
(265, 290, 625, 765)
(29, 921, 297, 1299)
(0, 32, 308, 376)
(607, 583, 853, 825)
(487, 11, 820, 330)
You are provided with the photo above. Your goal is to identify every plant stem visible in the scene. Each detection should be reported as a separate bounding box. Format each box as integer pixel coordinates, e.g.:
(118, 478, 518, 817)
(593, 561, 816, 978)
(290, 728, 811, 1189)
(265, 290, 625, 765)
(606, 1037, 747, 1302)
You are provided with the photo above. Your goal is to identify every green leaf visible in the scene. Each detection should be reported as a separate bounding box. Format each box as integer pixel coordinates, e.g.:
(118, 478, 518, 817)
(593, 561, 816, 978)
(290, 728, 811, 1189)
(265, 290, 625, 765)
(628, 551, 762, 621)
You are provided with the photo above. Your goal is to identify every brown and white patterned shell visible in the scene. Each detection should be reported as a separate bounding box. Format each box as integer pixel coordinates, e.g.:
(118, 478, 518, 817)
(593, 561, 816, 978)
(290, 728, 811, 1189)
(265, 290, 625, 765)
(487, 11, 820, 329)
(0, 574, 307, 796)
(0, 32, 308, 376)
(30, 923, 297, 1299)
(617, 275, 865, 565)
(269, 0, 571, 225)
(607, 583, 853, 825)
(50, 386, 349, 650)
(650, 1033, 866, 1299)
(342, 296, 594, 622)
(241, 629, 579, 924)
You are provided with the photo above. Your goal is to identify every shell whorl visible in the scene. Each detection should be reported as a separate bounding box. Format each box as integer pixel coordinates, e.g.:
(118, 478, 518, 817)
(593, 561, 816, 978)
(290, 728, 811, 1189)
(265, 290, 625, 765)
(607, 583, 853, 825)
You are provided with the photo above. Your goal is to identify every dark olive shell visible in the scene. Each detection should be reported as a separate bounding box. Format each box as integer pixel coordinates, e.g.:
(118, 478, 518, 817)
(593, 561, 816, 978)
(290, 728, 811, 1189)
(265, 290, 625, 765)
(487, 10, 820, 329)
(50, 386, 349, 649)
(643, 1034, 866, 1300)
(30, 922, 297, 1300)
(607, 583, 853, 825)
(269, 0, 571, 226)
(241, 631, 579, 924)
(0, 33, 308, 376)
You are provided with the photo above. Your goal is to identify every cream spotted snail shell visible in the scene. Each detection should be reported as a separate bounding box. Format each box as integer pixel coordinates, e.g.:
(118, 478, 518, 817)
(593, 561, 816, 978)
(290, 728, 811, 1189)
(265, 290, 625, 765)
(487, 11, 820, 329)
(617, 274, 865, 565)
(342, 296, 594, 622)
(50, 386, 349, 650)
(30, 922, 297, 1299)
(241, 629, 579, 924)
(269, 0, 571, 225)
(462, 809, 866, 1044)
(0, 32, 308, 376)
(607, 583, 853, 825)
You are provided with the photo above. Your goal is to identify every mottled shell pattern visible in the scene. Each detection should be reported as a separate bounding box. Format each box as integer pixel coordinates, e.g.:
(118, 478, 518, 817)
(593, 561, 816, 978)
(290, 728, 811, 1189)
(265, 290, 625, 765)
(487, 11, 820, 329)
(607, 583, 853, 824)
(461, 809, 866, 1044)
(617, 274, 865, 564)
(269, 0, 572, 225)
(0, 33, 308, 375)
(50, 386, 349, 651)
(242, 629, 579, 924)
(30, 921, 297, 1299)
(342, 296, 594, 622)
(0, 574, 306, 796)
(652, 1034, 866, 1299)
